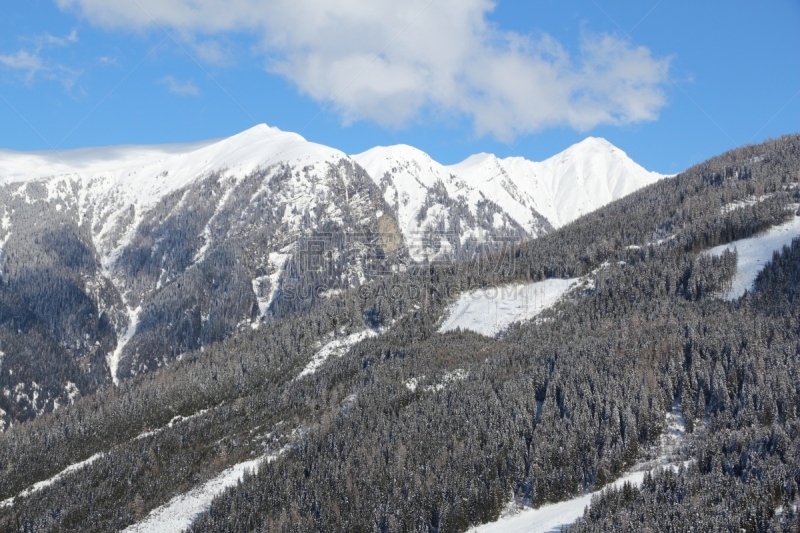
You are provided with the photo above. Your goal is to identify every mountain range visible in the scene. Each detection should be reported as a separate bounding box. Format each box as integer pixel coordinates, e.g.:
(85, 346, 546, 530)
(0, 124, 661, 429)
(1, 132, 799, 532)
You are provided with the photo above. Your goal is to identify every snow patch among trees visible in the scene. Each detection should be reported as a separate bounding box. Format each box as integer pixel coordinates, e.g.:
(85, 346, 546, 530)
(439, 279, 579, 337)
(107, 305, 141, 385)
(251, 252, 291, 324)
(0, 452, 104, 509)
(704, 214, 800, 300)
(296, 328, 382, 379)
(469, 402, 688, 533)
(121, 453, 282, 533)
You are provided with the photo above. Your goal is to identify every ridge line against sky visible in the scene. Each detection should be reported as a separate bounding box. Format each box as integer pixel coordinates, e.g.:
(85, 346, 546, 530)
(0, 1, 798, 174)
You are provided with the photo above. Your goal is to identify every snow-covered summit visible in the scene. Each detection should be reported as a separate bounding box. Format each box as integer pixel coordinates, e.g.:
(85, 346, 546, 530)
(0, 125, 663, 267)
(0, 124, 350, 263)
(355, 136, 663, 241)
(0, 124, 343, 188)
(0, 126, 661, 238)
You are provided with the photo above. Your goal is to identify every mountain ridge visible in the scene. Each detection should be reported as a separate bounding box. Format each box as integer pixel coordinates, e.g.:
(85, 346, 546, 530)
(2, 134, 798, 532)
(0, 124, 664, 427)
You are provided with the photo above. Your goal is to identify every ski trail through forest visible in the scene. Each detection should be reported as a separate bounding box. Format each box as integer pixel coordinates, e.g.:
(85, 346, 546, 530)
(469, 401, 689, 533)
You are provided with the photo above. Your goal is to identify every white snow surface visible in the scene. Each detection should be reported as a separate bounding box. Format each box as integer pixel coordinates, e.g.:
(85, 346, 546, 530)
(251, 252, 291, 323)
(296, 328, 381, 379)
(354, 137, 663, 245)
(439, 279, 579, 337)
(469, 470, 648, 533)
(0, 452, 104, 508)
(121, 455, 276, 533)
(0, 125, 342, 190)
(107, 305, 141, 385)
(704, 214, 800, 300)
(425, 369, 468, 392)
(719, 194, 770, 214)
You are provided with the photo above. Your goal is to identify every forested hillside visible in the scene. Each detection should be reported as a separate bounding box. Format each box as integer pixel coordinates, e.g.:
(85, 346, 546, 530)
(0, 134, 799, 532)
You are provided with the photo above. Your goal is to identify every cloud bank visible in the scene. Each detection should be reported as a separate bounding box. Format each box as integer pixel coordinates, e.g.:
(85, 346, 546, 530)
(57, 0, 671, 139)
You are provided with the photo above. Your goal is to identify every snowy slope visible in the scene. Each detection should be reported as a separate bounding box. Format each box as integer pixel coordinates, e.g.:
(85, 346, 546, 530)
(296, 328, 382, 379)
(439, 279, 579, 337)
(704, 214, 800, 300)
(121, 456, 272, 533)
(469, 470, 648, 533)
(450, 137, 663, 230)
(0, 124, 346, 269)
(354, 137, 662, 260)
(353, 145, 483, 260)
(0, 452, 104, 508)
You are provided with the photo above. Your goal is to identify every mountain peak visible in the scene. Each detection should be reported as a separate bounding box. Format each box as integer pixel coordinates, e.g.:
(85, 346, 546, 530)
(353, 143, 434, 164)
(232, 123, 308, 145)
(560, 136, 623, 157)
(576, 136, 615, 147)
(449, 152, 499, 173)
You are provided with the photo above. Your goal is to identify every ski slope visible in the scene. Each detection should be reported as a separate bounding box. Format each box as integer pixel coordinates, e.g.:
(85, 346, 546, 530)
(704, 214, 800, 300)
(439, 279, 579, 337)
(470, 402, 688, 532)
(0, 452, 104, 508)
(296, 328, 382, 379)
(121, 454, 280, 533)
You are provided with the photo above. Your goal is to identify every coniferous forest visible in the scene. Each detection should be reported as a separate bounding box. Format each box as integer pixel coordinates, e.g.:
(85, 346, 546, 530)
(1, 134, 800, 531)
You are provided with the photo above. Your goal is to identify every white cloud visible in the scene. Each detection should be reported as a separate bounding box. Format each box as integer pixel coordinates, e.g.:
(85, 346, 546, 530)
(56, 0, 671, 138)
(160, 75, 200, 96)
(35, 29, 79, 47)
(0, 29, 81, 88)
(0, 50, 46, 82)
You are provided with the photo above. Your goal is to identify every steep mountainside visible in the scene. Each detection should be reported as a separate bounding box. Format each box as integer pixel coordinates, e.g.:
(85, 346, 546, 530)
(353, 137, 661, 259)
(0, 135, 798, 532)
(0, 125, 662, 429)
(451, 137, 664, 229)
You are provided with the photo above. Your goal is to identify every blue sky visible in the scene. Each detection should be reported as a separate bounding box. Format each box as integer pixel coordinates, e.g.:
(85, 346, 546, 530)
(0, 1, 798, 174)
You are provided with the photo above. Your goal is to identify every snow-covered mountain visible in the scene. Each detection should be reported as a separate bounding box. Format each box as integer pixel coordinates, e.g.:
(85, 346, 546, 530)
(0, 125, 349, 271)
(0, 124, 663, 426)
(355, 137, 662, 245)
(1, 127, 662, 267)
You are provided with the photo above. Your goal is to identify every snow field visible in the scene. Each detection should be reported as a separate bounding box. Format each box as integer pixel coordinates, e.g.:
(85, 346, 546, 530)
(704, 214, 800, 300)
(439, 278, 580, 337)
(295, 328, 382, 379)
